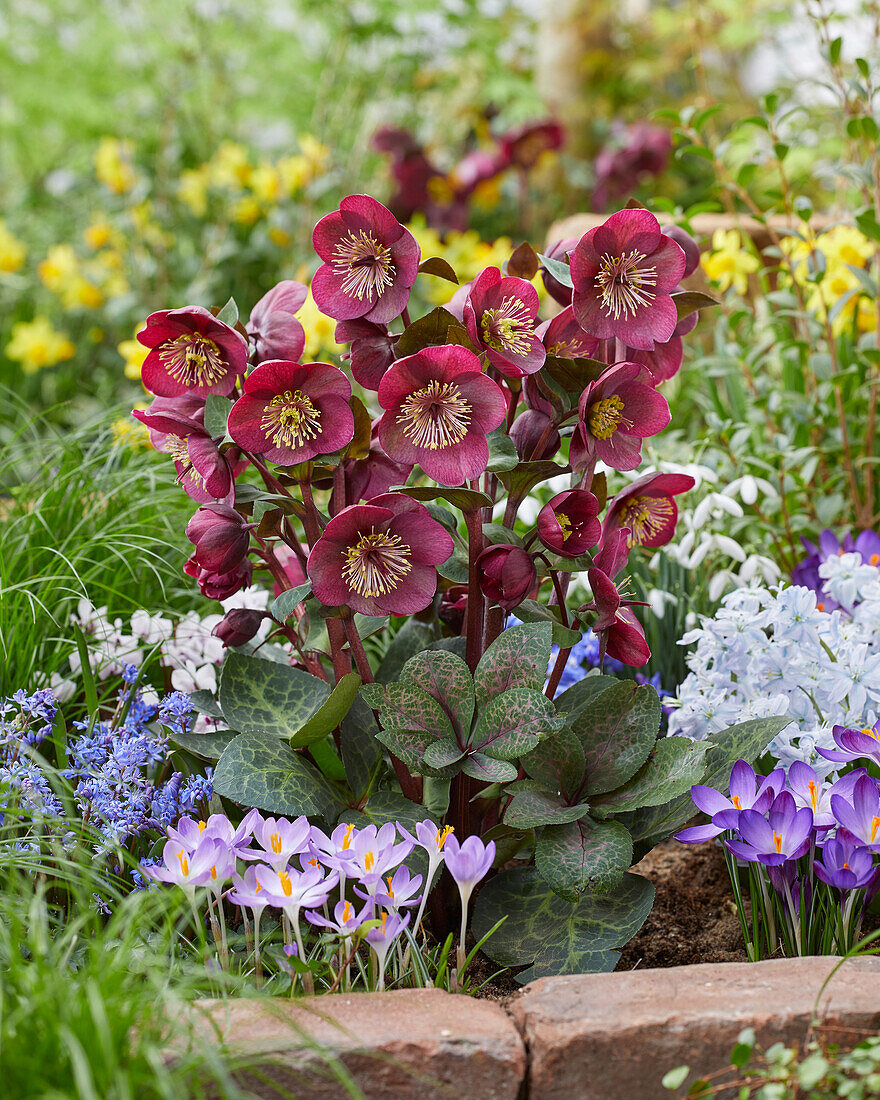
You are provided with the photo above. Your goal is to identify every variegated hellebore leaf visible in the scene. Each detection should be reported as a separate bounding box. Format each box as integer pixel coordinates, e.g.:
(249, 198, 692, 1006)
(359, 681, 454, 738)
(269, 582, 313, 623)
(473, 687, 563, 759)
(373, 727, 447, 775)
(552, 674, 619, 723)
(290, 672, 361, 748)
(505, 789, 592, 829)
(472, 866, 654, 982)
(591, 736, 710, 814)
(172, 729, 239, 760)
(399, 649, 475, 740)
(187, 689, 225, 720)
(461, 753, 518, 783)
(218, 652, 331, 741)
(338, 696, 382, 801)
(422, 739, 467, 769)
(395, 306, 458, 356)
(515, 599, 582, 649)
(213, 733, 343, 820)
(496, 461, 569, 500)
(474, 621, 552, 708)
(376, 618, 439, 684)
(521, 726, 586, 800)
(569, 681, 661, 796)
(535, 819, 633, 900)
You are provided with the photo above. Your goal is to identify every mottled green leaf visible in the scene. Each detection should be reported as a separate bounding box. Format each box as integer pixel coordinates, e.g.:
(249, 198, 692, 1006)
(537, 253, 573, 288)
(339, 696, 381, 800)
(544, 356, 605, 393)
(522, 726, 586, 799)
(399, 649, 475, 739)
(423, 739, 466, 769)
(515, 600, 582, 648)
(474, 622, 552, 708)
(290, 672, 361, 748)
(397, 485, 493, 511)
(427, 636, 468, 660)
(213, 733, 342, 819)
(473, 687, 563, 759)
(496, 461, 569, 498)
(215, 296, 238, 327)
(461, 753, 518, 783)
(204, 394, 233, 438)
(472, 867, 654, 982)
(172, 729, 239, 759)
(593, 736, 709, 814)
(626, 717, 791, 858)
(373, 727, 440, 774)
(269, 582, 312, 623)
(571, 682, 660, 796)
(395, 306, 458, 356)
(505, 789, 591, 829)
(187, 689, 225, 720)
(486, 429, 519, 472)
(535, 819, 633, 900)
(376, 619, 439, 684)
(219, 653, 331, 740)
(553, 674, 619, 720)
(672, 290, 718, 320)
(362, 681, 454, 738)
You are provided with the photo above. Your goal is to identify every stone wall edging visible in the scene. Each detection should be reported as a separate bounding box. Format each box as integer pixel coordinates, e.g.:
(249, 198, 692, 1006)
(190, 956, 880, 1099)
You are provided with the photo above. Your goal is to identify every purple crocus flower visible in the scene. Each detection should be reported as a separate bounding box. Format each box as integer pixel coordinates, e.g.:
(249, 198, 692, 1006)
(818, 722, 880, 768)
(365, 910, 411, 990)
(831, 774, 880, 851)
(675, 760, 784, 844)
(143, 835, 232, 898)
(305, 897, 372, 938)
(238, 814, 312, 870)
(444, 835, 495, 898)
(358, 864, 423, 910)
(725, 791, 813, 867)
(814, 834, 877, 892)
(786, 763, 863, 830)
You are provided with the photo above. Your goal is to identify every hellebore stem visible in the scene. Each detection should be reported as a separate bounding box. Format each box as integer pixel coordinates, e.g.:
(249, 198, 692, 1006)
(342, 613, 374, 683)
(464, 509, 486, 674)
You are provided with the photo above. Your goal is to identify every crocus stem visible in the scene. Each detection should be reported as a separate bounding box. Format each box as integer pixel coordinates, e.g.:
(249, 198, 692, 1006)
(253, 909, 263, 986)
(292, 906, 313, 995)
(456, 887, 472, 976)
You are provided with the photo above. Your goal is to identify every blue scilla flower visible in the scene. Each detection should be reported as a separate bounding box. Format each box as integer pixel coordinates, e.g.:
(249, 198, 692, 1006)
(0, 688, 58, 751)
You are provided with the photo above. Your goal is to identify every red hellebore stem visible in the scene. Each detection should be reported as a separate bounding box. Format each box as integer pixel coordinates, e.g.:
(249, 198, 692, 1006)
(464, 508, 486, 673)
(545, 616, 582, 700)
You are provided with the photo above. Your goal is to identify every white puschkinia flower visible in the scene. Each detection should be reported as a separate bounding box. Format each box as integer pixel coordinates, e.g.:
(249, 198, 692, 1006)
(669, 565, 880, 772)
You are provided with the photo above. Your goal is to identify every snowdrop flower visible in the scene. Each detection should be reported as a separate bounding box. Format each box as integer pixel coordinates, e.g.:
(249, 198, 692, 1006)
(723, 475, 778, 506)
(691, 492, 744, 531)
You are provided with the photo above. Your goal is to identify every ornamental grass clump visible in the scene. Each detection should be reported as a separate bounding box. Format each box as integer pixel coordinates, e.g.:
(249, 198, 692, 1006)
(124, 195, 790, 980)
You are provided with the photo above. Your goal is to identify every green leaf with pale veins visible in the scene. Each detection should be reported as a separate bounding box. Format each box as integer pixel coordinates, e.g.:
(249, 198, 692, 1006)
(399, 649, 475, 740)
(474, 621, 552, 708)
(461, 753, 518, 783)
(515, 599, 582, 649)
(535, 819, 633, 900)
(552, 674, 619, 722)
(505, 790, 591, 829)
(339, 696, 381, 801)
(218, 652, 331, 740)
(187, 689, 225, 720)
(172, 730, 239, 759)
(213, 733, 342, 819)
(361, 681, 455, 738)
(473, 687, 563, 759)
(269, 582, 312, 623)
(373, 727, 444, 774)
(472, 866, 654, 982)
(423, 739, 466, 769)
(522, 726, 586, 800)
(592, 736, 710, 814)
(290, 672, 361, 748)
(570, 681, 661, 796)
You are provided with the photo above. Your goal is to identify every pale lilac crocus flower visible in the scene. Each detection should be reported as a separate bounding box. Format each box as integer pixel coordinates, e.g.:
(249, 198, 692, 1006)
(443, 834, 496, 969)
(256, 863, 339, 990)
(674, 761, 783, 843)
(227, 864, 268, 981)
(239, 814, 312, 870)
(365, 910, 410, 990)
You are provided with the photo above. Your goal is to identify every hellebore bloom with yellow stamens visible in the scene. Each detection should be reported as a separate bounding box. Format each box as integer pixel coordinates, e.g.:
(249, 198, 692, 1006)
(537, 489, 601, 558)
(133, 396, 235, 503)
(602, 471, 694, 549)
(307, 493, 454, 616)
(570, 361, 670, 472)
(377, 345, 506, 485)
(138, 305, 248, 398)
(311, 194, 420, 324)
(535, 305, 600, 360)
(227, 359, 354, 466)
(570, 208, 687, 349)
(246, 280, 307, 365)
(463, 266, 546, 377)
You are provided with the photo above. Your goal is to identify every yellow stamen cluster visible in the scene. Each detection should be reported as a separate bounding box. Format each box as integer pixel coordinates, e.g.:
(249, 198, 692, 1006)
(342, 528, 412, 598)
(436, 825, 454, 849)
(333, 230, 396, 300)
(397, 379, 471, 450)
(596, 249, 657, 319)
(588, 394, 630, 440)
(164, 434, 207, 491)
(480, 295, 533, 355)
(618, 495, 675, 546)
(260, 389, 321, 450)
(158, 333, 226, 388)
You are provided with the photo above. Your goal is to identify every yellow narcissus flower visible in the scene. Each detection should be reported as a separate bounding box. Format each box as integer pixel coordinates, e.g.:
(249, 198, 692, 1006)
(0, 221, 26, 273)
(231, 196, 262, 226)
(701, 229, 759, 295)
(84, 220, 114, 250)
(298, 134, 330, 178)
(38, 244, 80, 291)
(111, 415, 151, 450)
(6, 317, 75, 373)
(178, 166, 210, 217)
(208, 141, 252, 189)
(297, 287, 346, 360)
(268, 225, 292, 247)
(118, 334, 148, 380)
(276, 154, 308, 196)
(249, 163, 281, 204)
(94, 137, 137, 194)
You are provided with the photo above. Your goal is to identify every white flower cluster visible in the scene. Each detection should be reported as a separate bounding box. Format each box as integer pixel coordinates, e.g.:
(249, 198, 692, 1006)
(669, 553, 880, 774)
(51, 588, 274, 703)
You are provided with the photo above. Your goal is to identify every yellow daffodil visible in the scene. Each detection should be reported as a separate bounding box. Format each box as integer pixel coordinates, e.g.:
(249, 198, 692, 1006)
(230, 196, 262, 226)
(118, 334, 148, 380)
(0, 221, 26, 273)
(249, 163, 281, 204)
(297, 287, 345, 359)
(6, 317, 75, 373)
(94, 137, 137, 194)
(701, 229, 759, 295)
(111, 415, 151, 449)
(178, 166, 211, 217)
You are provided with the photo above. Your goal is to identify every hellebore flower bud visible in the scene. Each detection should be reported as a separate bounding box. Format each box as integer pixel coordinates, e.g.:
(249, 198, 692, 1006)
(186, 503, 251, 573)
(537, 490, 601, 557)
(510, 409, 559, 461)
(476, 544, 536, 611)
(184, 555, 253, 601)
(212, 608, 266, 648)
(438, 585, 469, 633)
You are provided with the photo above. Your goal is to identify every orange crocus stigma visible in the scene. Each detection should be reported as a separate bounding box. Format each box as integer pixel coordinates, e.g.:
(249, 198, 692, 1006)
(198, 820, 207, 832)
(808, 780, 819, 810)
(772, 831, 783, 853)
(436, 825, 454, 849)
(364, 851, 375, 872)
(731, 795, 742, 810)
(278, 871, 293, 897)
(342, 824, 356, 850)
(270, 831, 283, 854)
(177, 851, 189, 878)
(872, 817, 880, 843)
